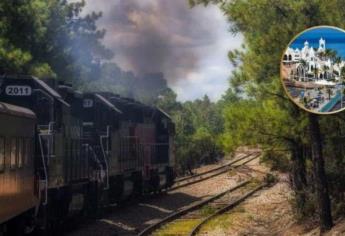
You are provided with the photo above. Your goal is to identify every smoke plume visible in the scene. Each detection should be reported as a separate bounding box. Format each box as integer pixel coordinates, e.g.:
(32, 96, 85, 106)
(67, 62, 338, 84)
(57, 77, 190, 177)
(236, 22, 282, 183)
(83, 0, 220, 84)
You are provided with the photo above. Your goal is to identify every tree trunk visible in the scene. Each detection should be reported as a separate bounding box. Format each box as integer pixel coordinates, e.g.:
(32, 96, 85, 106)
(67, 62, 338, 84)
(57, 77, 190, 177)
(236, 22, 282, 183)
(309, 113, 333, 231)
(291, 143, 307, 215)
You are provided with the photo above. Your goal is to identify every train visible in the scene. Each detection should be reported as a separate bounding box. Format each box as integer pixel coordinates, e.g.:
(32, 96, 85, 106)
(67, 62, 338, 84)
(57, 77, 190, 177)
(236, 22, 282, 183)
(0, 75, 175, 235)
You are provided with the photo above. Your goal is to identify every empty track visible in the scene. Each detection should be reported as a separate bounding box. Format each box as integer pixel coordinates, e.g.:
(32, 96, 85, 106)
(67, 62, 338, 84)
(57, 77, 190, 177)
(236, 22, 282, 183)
(139, 178, 269, 236)
(170, 151, 261, 191)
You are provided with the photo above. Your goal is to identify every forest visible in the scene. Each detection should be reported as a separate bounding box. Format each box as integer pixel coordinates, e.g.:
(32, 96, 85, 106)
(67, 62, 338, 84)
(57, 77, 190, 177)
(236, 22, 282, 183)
(2, 0, 345, 232)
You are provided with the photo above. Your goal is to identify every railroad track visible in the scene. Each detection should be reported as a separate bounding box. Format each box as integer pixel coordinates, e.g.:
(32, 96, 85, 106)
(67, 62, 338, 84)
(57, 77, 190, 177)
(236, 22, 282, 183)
(189, 183, 267, 236)
(174, 151, 255, 183)
(170, 151, 261, 191)
(139, 178, 269, 236)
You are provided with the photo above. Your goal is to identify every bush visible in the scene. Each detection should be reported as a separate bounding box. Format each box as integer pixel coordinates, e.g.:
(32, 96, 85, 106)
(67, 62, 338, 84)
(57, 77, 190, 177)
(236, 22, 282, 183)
(175, 127, 224, 176)
(291, 191, 317, 221)
(264, 173, 277, 185)
(260, 149, 290, 172)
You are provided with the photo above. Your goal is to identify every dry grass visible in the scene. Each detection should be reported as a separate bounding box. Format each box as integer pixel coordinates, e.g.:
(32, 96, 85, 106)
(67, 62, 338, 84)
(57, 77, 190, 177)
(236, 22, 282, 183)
(153, 219, 202, 236)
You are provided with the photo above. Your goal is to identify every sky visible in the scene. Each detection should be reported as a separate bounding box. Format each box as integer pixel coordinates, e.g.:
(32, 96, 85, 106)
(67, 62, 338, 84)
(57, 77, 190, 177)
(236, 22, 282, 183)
(81, 0, 243, 101)
(290, 27, 345, 58)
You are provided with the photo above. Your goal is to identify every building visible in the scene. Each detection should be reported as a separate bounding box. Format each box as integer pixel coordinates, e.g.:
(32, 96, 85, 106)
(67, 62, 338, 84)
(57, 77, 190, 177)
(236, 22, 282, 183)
(283, 38, 343, 81)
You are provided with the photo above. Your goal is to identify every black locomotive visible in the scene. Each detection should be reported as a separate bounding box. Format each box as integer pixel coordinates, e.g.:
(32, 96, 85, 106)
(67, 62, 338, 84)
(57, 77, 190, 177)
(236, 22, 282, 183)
(0, 75, 175, 234)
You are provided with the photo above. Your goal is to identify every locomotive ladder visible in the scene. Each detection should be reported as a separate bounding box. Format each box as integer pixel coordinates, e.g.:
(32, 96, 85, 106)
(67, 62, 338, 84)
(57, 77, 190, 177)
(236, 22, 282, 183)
(37, 122, 55, 206)
(83, 143, 106, 184)
(100, 126, 111, 190)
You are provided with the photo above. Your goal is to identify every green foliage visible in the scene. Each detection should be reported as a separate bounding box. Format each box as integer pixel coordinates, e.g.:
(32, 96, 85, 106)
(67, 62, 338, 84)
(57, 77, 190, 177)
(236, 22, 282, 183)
(264, 173, 277, 185)
(290, 191, 317, 220)
(0, 0, 112, 81)
(220, 97, 307, 153)
(260, 150, 290, 173)
(157, 92, 224, 175)
(191, 0, 345, 222)
(29, 63, 56, 79)
(0, 0, 50, 75)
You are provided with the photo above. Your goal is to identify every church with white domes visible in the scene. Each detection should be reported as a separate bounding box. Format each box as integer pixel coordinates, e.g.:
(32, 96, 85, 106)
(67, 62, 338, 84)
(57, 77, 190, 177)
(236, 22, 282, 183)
(283, 38, 344, 82)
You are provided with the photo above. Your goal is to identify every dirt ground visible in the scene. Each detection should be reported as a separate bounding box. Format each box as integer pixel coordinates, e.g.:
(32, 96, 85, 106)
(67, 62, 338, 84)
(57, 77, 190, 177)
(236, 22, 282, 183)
(282, 218, 345, 236)
(199, 160, 296, 236)
(197, 156, 345, 236)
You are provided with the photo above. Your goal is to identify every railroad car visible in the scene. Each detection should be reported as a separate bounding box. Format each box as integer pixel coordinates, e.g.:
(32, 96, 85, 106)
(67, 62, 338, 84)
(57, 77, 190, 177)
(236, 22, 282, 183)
(102, 93, 176, 193)
(0, 76, 89, 229)
(80, 92, 131, 204)
(0, 102, 38, 235)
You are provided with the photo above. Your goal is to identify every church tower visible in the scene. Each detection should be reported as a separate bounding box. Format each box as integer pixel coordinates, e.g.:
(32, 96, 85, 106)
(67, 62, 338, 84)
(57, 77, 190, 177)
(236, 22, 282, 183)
(318, 37, 326, 52)
(304, 41, 309, 48)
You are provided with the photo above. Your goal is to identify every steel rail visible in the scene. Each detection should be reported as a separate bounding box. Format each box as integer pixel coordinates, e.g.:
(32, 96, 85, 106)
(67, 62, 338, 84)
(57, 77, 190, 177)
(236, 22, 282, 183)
(189, 183, 268, 236)
(169, 152, 261, 191)
(138, 180, 252, 236)
(174, 151, 258, 184)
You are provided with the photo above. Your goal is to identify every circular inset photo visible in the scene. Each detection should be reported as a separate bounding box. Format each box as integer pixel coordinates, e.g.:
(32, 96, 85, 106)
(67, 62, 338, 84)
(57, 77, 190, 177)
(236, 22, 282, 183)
(281, 26, 345, 114)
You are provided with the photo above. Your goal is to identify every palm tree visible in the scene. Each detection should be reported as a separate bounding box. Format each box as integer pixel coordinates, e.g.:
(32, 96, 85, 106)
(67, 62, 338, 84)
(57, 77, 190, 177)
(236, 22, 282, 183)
(323, 65, 330, 80)
(334, 56, 343, 77)
(318, 51, 326, 60)
(299, 59, 307, 67)
(335, 56, 342, 66)
(325, 48, 337, 61)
